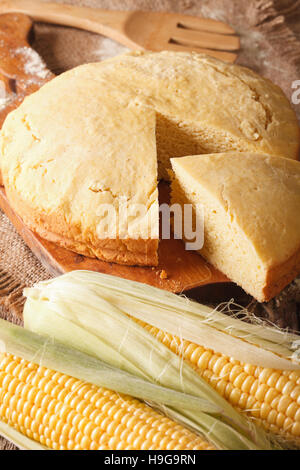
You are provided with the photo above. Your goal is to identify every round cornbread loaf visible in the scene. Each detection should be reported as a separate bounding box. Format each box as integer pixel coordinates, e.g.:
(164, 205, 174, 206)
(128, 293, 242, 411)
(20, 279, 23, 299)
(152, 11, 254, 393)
(0, 51, 299, 267)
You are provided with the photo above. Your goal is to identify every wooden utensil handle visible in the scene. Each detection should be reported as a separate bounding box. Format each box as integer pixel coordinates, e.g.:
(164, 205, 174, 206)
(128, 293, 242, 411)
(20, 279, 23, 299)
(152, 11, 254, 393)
(0, 0, 136, 48)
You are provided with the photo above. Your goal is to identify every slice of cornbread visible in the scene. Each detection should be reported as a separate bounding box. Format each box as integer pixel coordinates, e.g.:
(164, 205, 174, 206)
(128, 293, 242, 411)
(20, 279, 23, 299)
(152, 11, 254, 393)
(170, 153, 300, 301)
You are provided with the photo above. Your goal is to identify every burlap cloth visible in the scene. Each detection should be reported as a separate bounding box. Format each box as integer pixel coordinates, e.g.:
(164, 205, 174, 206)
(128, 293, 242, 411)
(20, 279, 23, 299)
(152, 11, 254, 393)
(1, 0, 300, 450)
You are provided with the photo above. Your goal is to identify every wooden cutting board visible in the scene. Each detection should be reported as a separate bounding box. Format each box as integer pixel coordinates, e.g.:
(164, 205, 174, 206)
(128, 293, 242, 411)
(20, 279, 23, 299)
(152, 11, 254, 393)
(0, 13, 231, 295)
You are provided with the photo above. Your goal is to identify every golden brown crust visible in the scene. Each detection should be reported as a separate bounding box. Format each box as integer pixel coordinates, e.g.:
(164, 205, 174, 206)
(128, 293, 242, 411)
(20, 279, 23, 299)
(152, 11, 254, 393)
(262, 246, 300, 302)
(6, 187, 158, 267)
(201, 246, 300, 302)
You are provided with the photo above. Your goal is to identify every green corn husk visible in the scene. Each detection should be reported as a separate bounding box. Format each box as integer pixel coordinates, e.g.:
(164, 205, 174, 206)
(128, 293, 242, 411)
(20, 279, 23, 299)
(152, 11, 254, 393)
(23, 271, 278, 450)
(24, 270, 300, 369)
(0, 318, 219, 414)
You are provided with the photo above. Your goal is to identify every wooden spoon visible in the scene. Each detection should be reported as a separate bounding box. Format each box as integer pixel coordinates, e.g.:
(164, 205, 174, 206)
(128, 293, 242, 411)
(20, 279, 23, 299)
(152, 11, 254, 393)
(0, 0, 240, 62)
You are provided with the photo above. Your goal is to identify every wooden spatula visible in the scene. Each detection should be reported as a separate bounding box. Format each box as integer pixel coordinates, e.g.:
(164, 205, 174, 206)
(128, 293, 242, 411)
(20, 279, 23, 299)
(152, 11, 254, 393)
(0, 0, 240, 62)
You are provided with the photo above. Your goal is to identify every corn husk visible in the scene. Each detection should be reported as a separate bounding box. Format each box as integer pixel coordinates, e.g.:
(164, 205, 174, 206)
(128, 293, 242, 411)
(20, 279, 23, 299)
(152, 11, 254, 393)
(0, 317, 273, 450)
(23, 271, 278, 450)
(0, 318, 219, 414)
(24, 271, 300, 369)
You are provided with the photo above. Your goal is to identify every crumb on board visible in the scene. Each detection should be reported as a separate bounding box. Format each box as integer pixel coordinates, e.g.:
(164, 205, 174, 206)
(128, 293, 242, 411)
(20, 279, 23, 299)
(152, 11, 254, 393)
(159, 269, 168, 280)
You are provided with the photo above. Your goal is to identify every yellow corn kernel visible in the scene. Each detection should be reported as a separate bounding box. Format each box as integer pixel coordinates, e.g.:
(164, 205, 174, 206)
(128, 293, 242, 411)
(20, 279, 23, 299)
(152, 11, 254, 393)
(0, 353, 214, 450)
(139, 319, 300, 444)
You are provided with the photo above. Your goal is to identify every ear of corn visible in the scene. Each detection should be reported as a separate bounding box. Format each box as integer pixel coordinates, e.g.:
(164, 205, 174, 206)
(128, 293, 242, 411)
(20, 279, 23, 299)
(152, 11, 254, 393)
(0, 316, 271, 450)
(139, 320, 300, 446)
(0, 353, 214, 450)
(23, 270, 300, 447)
(23, 274, 277, 450)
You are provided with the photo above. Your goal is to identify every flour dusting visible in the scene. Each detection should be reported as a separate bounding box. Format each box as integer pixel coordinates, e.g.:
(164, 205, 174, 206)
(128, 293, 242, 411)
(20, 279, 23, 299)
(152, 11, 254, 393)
(0, 82, 15, 111)
(92, 37, 129, 62)
(14, 46, 51, 80)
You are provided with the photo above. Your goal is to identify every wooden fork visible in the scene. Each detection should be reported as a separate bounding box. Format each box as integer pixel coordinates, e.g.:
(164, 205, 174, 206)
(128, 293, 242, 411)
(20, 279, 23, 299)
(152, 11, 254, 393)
(0, 0, 240, 62)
